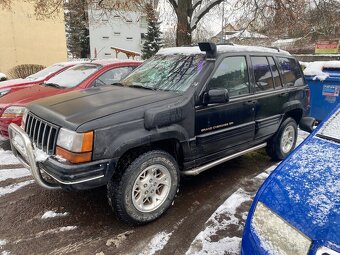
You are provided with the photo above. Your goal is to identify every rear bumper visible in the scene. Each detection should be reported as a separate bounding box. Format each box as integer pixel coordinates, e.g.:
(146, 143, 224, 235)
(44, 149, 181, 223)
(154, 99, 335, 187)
(8, 123, 115, 191)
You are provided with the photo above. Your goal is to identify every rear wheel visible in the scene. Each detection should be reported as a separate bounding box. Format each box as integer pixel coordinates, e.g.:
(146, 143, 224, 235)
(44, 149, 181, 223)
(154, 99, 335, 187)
(107, 150, 180, 225)
(266, 117, 297, 161)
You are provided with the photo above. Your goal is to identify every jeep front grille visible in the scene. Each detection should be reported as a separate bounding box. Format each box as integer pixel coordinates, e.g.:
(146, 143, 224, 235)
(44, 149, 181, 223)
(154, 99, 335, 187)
(25, 112, 59, 154)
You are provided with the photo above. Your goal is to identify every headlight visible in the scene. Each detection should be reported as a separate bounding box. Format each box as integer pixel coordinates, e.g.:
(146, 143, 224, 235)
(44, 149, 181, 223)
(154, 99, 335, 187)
(56, 128, 93, 164)
(1, 106, 26, 118)
(0, 89, 10, 97)
(251, 202, 312, 255)
(21, 108, 29, 129)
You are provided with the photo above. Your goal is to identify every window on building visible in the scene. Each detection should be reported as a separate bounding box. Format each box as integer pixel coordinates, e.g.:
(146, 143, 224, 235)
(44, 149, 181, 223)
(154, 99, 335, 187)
(141, 16, 147, 28)
(102, 36, 109, 39)
(208, 56, 250, 98)
(113, 32, 121, 36)
(126, 37, 133, 41)
(251, 56, 275, 92)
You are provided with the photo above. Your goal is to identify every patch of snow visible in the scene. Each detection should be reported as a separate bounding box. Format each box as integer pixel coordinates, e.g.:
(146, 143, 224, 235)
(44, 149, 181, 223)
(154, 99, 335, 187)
(1, 251, 10, 255)
(41, 210, 69, 219)
(0, 149, 20, 165)
(0, 240, 7, 247)
(158, 44, 290, 56)
(0, 168, 31, 182)
(0, 180, 34, 197)
(303, 61, 340, 81)
(35, 226, 77, 238)
(106, 230, 134, 248)
(34, 147, 49, 162)
(185, 188, 252, 255)
(138, 231, 173, 255)
(272, 38, 302, 47)
(225, 30, 268, 40)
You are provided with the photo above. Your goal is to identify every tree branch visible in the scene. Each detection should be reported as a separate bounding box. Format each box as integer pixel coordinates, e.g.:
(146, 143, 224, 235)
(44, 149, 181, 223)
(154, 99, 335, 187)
(191, 0, 224, 31)
(192, 0, 202, 11)
(167, 0, 178, 11)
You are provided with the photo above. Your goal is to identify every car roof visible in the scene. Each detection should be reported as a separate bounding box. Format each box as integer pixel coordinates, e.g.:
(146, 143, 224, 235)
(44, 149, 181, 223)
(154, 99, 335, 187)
(54, 58, 142, 67)
(88, 58, 142, 66)
(157, 44, 291, 57)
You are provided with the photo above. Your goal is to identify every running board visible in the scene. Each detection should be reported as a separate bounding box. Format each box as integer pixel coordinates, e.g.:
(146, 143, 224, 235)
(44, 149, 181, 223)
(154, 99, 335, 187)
(182, 143, 267, 176)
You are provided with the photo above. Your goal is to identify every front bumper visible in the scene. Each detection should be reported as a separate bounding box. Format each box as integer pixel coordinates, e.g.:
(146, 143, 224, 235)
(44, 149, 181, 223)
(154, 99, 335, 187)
(8, 123, 115, 191)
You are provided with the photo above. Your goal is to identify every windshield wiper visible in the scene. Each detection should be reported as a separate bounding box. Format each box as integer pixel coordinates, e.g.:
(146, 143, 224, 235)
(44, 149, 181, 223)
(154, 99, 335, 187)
(129, 84, 155, 91)
(316, 134, 340, 144)
(43, 82, 63, 88)
(111, 82, 124, 87)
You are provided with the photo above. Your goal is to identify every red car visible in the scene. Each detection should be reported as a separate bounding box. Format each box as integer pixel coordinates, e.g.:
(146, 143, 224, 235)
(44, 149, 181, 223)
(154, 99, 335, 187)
(0, 59, 141, 139)
(0, 62, 78, 97)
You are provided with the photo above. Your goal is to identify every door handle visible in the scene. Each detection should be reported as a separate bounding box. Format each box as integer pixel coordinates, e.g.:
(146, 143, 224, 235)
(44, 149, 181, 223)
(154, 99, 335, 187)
(244, 100, 257, 106)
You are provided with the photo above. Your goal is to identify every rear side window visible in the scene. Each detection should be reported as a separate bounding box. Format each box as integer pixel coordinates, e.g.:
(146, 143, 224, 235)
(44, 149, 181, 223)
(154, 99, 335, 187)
(278, 57, 303, 86)
(94, 66, 134, 86)
(208, 56, 249, 98)
(251, 56, 274, 92)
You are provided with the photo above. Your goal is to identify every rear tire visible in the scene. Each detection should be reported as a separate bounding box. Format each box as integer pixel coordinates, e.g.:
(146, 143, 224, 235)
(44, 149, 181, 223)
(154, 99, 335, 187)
(266, 117, 297, 161)
(107, 150, 180, 225)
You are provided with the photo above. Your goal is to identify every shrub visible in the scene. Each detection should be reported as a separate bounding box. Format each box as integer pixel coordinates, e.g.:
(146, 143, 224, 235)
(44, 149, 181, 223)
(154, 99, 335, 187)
(0, 72, 7, 81)
(8, 64, 46, 79)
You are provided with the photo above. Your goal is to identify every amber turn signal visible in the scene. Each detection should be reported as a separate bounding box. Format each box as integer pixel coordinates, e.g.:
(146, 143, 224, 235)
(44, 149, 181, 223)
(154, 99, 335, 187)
(56, 146, 92, 164)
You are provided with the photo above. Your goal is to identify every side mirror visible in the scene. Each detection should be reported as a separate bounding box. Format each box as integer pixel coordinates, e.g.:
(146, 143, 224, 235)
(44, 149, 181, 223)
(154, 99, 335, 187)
(299, 117, 316, 133)
(203, 89, 229, 105)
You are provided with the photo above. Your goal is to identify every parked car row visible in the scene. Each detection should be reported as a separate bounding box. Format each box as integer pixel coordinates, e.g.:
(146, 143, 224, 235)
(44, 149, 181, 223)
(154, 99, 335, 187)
(2, 42, 337, 253)
(0, 59, 141, 139)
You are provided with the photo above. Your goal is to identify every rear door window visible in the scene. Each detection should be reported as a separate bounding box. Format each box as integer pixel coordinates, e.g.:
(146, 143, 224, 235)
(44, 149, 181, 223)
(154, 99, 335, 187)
(251, 56, 274, 92)
(208, 56, 250, 98)
(277, 57, 303, 86)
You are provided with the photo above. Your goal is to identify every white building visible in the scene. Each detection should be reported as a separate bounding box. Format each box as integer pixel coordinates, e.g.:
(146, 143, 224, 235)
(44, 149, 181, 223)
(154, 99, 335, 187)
(88, 7, 147, 60)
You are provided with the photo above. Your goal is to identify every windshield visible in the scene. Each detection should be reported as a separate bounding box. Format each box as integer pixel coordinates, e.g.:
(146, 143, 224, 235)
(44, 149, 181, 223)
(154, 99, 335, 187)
(120, 54, 206, 92)
(44, 64, 102, 88)
(316, 107, 340, 144)
(26, 64, 64, 81)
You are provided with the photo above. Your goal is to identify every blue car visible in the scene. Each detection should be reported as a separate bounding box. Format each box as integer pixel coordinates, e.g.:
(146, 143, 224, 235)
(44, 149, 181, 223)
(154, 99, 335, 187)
(242, 104, 339, 255)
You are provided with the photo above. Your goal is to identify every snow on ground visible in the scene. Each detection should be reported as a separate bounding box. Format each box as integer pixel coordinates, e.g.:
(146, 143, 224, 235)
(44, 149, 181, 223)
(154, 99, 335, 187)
(138, 231, 173, 255)
(0, 168, 30, 182)
(0, 180, 34, 197)
(0, 149, 20, 165)
(41, 210, 69, 219)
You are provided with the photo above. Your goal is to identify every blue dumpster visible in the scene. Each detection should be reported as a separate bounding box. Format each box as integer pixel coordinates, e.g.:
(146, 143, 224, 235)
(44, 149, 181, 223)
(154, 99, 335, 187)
(304, 64, 340, 122)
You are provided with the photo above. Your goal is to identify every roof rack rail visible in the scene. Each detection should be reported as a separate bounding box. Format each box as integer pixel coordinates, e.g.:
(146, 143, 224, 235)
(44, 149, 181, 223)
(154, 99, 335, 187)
(269, 46, 280, 52)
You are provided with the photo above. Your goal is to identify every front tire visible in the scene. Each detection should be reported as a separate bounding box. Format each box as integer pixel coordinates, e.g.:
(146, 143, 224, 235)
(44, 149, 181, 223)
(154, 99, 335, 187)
(107, 150, 180, 225)
(266, 117, 297, 161)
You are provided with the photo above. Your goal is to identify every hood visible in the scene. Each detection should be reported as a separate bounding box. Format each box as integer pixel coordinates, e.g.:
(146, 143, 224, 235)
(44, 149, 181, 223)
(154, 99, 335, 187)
(0, 78, 40, 89)
(28, 86, 180, 131)
(0, 84, 72, 106)
(259, 136, 339, 246)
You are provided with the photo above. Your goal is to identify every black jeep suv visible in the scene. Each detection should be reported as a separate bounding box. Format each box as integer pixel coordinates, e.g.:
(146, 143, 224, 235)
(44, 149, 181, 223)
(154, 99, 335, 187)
(9, 43, 310, 225)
